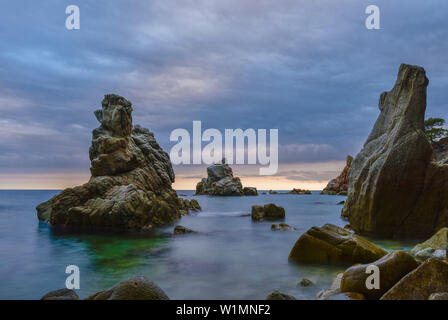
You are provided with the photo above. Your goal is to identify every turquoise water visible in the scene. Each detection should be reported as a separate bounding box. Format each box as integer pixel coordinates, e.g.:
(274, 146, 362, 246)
(0, 190, 416, 300)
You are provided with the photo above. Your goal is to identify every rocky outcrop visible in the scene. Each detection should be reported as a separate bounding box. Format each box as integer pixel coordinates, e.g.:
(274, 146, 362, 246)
(288, 188, 311, 195)
(321, 156, 352, 195)
(36, 94, 188, 231)
(195, 163, 245, 196)
(342, 64, 448, 238)
(41, 288, 79, 300)
(340, 251, 419, 299)
(86, 276, 169, 300)
(251, 204, 285, 221)
(410, 227, 448, 261)
(243, 187, 258, 196)
(288, 224, 386, 264)
(265, 290, 296, 300)
(381, 259, 448, 300)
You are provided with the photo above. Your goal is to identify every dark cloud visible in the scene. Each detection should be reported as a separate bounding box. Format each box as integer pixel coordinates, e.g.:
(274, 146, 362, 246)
(0, 0, 447, 175)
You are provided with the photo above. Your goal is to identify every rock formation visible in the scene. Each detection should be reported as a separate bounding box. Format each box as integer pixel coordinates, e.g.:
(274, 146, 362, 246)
(37, 94, 194, 231)
(321, 155, 352, 195)
(342, 64, 448, 238)
(41, 288, 79, 300)
(251, 203, 285, 221)
(195, 163, 257, 196)
(288, 224, 386, 264)
(410, 227, 448, 261)
(288, 188, 311, 195)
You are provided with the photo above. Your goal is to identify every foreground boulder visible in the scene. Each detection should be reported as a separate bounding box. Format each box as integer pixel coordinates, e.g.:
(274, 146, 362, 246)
(381, 259, 448, 300)
(41, 288, 79, 300)
(340, 251, 419, 299)
(37, 95, 188, 231)
(410, 227, 448, 261)
(251, 204, 285, 221)
(321, 156, 352, 195)
(86, 276, 169, 300)
(342, 64, 448, 238)
(288, 224, 386, 264)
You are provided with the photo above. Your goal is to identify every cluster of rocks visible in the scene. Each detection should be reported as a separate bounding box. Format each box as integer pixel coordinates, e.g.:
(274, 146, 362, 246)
(195, 163, 258, 196)
(288, 188, 311, 195)
(36, 94, 199, 231)
(342, 64, 448, 239)
(42, 276, 169, 300)
(321, 155, 352, 195)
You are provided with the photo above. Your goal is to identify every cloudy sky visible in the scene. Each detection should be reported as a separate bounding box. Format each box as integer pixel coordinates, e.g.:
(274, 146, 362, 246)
(0, 0, 447, 189)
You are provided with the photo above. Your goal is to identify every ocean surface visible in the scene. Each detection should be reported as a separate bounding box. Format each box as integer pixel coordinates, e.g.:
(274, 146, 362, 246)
(0, 190, 417, 300)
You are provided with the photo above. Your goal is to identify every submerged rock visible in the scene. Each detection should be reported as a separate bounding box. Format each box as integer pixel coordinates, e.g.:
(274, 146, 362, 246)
(271, 223, 295, 231)
(321, 155, 352, 195)
(251, 204, 285, 221)
(86, 276, 169, 300)
(342, 64, 448, 239)
(268, 190, 278, 194)
(288, 224, 386, 265)
(36, 94, 187, 231)
(381, 259, 448, 300)
(288, 188, 311, 195)
(243, 187, 258, 196)
(410, 227, 448, 261)
(41, 288, 79, 300)
(298, 278, 313, 287)
(266, 290, 296, 300)
(340, 251, 419, 299)
(174, 225, 196, 234)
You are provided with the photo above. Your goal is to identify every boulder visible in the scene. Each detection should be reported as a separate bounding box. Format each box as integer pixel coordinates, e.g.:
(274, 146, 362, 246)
(86, 276, 169, 300)
(36, 95, 188, 231)
(182, 199, 201, 211)
(428, 292, 448, 300)
(271, 223, 295, 231)
(265, 290, 296, 300)
(243, 187, 258, 196)
(298, 278, 313, 287)
(342, 64, 448, 238)
(288, 224, 387, 264)
(321, 155, 352, 195)
(174, 225, 196, 234)
(289, 188, 311, 195)
(340, 251, 419, 299)
(410, 227, 448, 260)
(251, 204, 285, 221)
(195, 163, 244, 196)
(41, 288, 79, 300)
(381, 259, 448, 300)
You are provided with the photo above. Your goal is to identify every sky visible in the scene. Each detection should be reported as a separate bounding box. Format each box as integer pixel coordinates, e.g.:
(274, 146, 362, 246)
(0, 0, 447, 190)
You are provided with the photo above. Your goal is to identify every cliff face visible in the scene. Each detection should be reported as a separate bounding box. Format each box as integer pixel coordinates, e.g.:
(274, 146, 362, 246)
(342, 64, 448, 239)
(37, 94, 189, 231)
(321, 155, 352, 195)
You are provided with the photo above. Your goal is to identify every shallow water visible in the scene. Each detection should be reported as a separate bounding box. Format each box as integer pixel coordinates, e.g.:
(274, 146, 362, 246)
(0, 190, 417, 300)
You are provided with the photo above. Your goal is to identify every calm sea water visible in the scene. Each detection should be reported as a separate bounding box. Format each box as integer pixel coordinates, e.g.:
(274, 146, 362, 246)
(0, 190, 416, 300)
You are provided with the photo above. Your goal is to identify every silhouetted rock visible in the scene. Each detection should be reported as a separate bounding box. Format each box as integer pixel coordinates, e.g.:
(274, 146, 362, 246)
(321, 156, 352, 195)
(86, 276, 169, 300)
(342, 64, 448, 238)
(289, 224, 386, 265)
(37, 94, 188, 231)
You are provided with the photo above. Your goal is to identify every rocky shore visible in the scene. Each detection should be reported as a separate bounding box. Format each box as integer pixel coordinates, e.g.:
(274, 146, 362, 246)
(321, 155, 352, 195)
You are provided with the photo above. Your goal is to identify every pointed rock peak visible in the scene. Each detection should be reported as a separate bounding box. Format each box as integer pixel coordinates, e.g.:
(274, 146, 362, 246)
(96, 94, 133, 137)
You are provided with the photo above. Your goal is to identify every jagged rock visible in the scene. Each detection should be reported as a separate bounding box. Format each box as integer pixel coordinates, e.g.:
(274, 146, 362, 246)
(381, 259, 448, 300)
(195, 163, 244, 196)
(342, 64, 448, 238)
(288, 224, 386, 264)
(271, 223, 295, 231)
(182, 199, 201, 211)
(36, 94, 187, 231)
(41, 288, 79, 300)
(251, 204, 285, 221)
(288, 188, 311, 195)
(410, 227, 448, 261)
(243, 187, 258, 196)
(174, 225, 196, 234)
(266, 290, 296, 300)
(340, 251, 419, 299)
(321, 156, 352, 195)
(86, 276, 169, 300)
